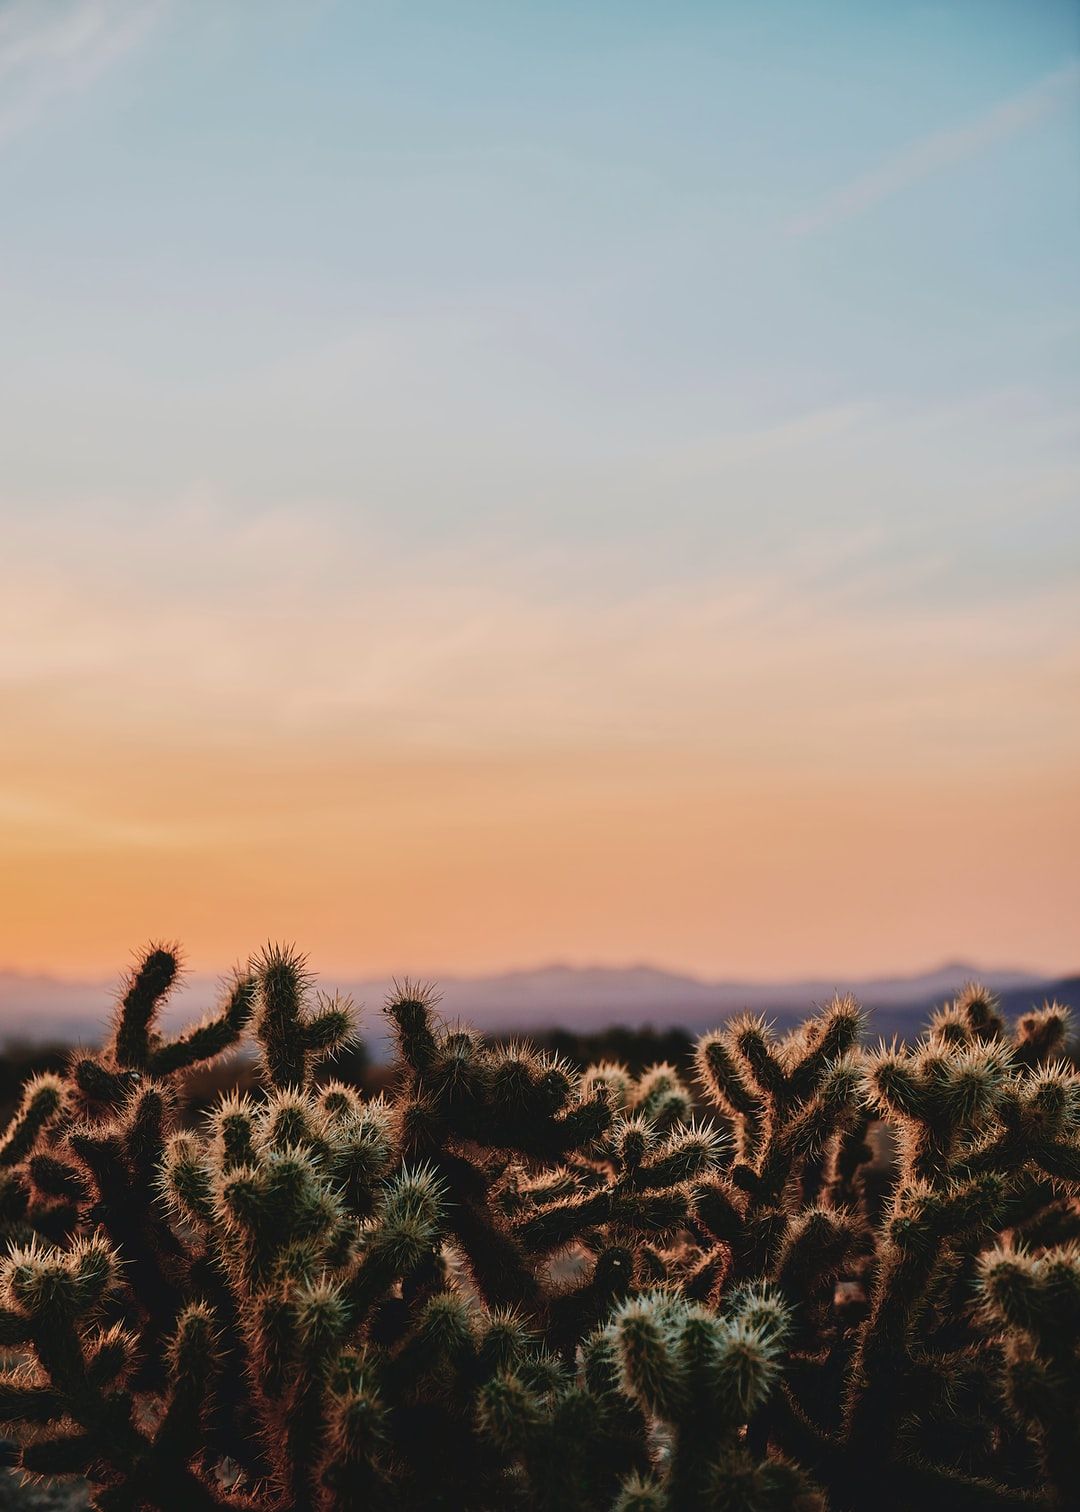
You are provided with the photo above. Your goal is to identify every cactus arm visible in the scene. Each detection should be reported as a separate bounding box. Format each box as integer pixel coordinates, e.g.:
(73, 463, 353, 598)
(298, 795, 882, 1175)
(695, 1029, 768, 1162)
(148, 971, 258, 1076)
(434, 1147, 544, 1312)
(113, 945, 180, 1069)
(0, 1074, 65, 1167)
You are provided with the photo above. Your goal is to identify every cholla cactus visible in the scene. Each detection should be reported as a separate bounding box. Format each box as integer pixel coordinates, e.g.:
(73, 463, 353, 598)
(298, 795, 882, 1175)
(0, 1073, 67, 1249)
(385, 986, 718, 1334)
(830, 992, 1080, 1509)
(976, 1245, 1080, 1508)
(689, 998, 866, 1305)
(0, 951, 1076, 1511)
(596, 1287, 821, 1511)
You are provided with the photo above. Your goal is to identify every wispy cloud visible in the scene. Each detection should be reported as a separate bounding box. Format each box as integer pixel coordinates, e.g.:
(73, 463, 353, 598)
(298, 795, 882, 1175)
(787, 60, 1080, 237)
(2, 472, 1076, 776)
(0, 0, 166, 150)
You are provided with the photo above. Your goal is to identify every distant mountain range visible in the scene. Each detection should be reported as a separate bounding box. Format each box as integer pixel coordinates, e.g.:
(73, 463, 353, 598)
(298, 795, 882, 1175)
(1, 960, 1076, 1057)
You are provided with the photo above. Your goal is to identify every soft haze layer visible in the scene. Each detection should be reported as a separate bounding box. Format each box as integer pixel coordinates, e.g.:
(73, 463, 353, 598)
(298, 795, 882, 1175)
(1, 0, 1078, 980)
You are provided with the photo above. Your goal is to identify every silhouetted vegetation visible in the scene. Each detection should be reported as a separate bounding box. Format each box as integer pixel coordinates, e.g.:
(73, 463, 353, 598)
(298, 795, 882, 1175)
(0, 947, 1076, 1510)
(499, 1026, 695, 1079)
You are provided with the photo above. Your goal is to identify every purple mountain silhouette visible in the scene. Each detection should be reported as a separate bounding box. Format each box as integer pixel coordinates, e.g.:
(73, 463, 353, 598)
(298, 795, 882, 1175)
(0, 960, 1066, 1056)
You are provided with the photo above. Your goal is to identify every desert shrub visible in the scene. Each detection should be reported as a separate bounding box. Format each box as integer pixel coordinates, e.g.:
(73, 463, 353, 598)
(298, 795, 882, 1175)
(0, 947, 1075, 1510)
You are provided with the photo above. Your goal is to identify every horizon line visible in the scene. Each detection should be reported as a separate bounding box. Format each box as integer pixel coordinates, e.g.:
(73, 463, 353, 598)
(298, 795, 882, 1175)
(0, 954, 1065, 992)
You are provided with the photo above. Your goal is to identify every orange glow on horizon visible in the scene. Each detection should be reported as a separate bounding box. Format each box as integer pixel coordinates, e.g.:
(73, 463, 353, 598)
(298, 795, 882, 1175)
(2, 745, 1076, 983)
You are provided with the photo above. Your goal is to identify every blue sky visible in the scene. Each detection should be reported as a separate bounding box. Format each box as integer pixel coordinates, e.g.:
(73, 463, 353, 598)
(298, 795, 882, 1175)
(3, 0, 1077, 512)
(1, 1, 1078, 978)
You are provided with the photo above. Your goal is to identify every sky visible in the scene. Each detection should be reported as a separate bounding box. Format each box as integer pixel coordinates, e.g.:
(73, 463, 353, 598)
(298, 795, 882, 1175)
(1, 0, 1078, 984)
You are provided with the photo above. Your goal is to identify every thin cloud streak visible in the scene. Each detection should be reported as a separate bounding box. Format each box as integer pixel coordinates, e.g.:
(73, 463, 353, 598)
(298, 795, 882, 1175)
(0, 0, 167, 150)
(787, 60, 1080, 237)
(2, 487, 1077, 778)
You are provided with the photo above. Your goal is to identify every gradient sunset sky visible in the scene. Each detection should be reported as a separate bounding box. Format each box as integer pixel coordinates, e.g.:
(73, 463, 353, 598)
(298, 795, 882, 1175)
(2, 0, 1078, 982)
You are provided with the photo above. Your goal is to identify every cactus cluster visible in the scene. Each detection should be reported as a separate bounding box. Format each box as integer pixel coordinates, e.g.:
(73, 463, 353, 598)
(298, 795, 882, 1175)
(0, 946, 1076, 1510)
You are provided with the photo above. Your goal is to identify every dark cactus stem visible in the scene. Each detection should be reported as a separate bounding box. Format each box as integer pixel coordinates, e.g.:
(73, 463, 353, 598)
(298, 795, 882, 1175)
(115, 945, 179, 1070)
(438, 1148, 543, 1314)
(254, 945, 311, 1089)
(386, 983, 441, 1078)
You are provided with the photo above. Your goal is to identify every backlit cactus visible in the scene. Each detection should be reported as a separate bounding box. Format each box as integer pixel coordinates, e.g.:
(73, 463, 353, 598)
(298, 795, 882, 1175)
(0, 951, 1075, 1509)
